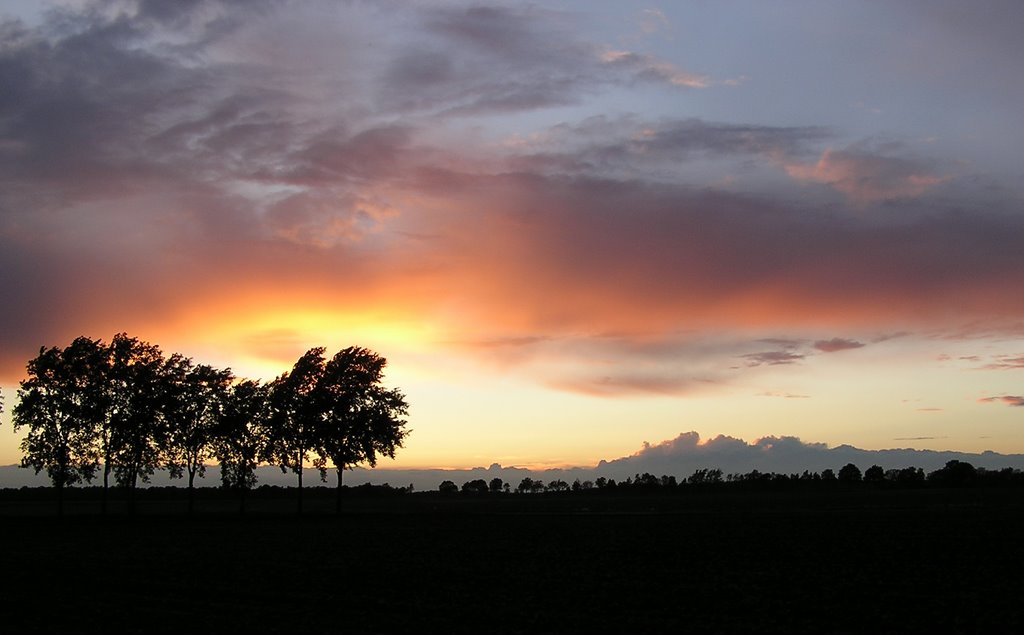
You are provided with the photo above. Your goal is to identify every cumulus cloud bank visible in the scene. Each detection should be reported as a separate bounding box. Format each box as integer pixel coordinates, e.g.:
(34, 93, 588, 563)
(298, 432, 1024, 490)
(7, 430, 1020, 491)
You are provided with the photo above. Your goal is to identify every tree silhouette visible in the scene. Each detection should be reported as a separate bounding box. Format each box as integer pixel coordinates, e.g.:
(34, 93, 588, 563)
(928, 460, 977, 486)
(489, 477, 504, 493)
(439, 479, 458, 494)
(164, 357, 233, 513)
(106, 333, 169, 513)
(889, 466, 925, 484)
(837, 463, 862, 483)
(9, 335, 415, 514)
(312, 346, 409, 512)
(864, 464, 885, 482)
(517, 477, 537, 493)
(216, 380, 271, 513)
(462, 478, 488, 494)
(13, 337, 107, 514)
(688, 468, 723, 485)
(266, 347, 326, 514)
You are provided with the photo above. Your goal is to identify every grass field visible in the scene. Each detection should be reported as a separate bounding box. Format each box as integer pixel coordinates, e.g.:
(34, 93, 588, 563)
(1, 487, 1022, 633)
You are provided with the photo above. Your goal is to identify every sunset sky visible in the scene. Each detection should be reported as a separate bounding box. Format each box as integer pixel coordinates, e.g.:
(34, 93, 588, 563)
(1, 0, 1022, 471)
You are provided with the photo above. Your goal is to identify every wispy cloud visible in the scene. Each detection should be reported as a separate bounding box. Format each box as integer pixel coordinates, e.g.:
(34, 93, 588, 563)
(547, 374, 712, 398)
(741, 351, 805, 367)
(813, 338, 865, 353)
(638, 9, 671, 35)
(980, 355, 1024, 370)
(600, 50, 710, 88)
(505, 116, 827, 178)
(979, 396, 1024, 407)
(757, 392, 811, 399)
(786, 146, 947, 203)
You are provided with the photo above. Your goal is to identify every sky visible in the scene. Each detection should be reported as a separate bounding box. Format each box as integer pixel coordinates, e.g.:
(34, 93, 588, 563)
(1, 0, 1023, 473)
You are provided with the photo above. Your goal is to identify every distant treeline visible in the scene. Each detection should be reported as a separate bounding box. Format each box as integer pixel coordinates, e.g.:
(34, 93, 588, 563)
(440, 461, 1023, 494)
(6, 333, 409, 514)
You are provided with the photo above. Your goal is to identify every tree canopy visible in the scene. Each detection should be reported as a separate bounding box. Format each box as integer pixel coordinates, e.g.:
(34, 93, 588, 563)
(315, 347, 409, 482)
(13, 337, 108, 513)
(10, 334, 411, 514)
(265, 346, 410, 512)
(217, 379, 271, 506)
(164, 357, 234, 512)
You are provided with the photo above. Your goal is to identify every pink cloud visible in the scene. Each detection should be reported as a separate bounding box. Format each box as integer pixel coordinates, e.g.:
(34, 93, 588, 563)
(786, 148, 946, 203)
(978, 396, 1024, 407)
(981, 355, 1024, 370)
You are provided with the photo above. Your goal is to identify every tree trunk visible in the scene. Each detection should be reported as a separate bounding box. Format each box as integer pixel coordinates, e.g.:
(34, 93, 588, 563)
(336, 468, 343, 514)
(56, 458, 67, 517)
(127, 482, 135, 515)
(187, 468, 196, 515)
(296, 452, 304, 515)
(102, 462, 110, 515)
(128, 470, 138, 516)
(100, 431, 110, 515)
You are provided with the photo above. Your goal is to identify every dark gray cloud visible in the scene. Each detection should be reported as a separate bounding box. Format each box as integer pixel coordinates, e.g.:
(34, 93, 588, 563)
(375, 4, 713, 118)
(506, 116, 828, 178)
(813, 338, 865, 353)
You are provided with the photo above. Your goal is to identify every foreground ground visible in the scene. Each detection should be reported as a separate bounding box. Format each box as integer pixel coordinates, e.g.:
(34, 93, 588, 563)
(1, 487, 1022, 632)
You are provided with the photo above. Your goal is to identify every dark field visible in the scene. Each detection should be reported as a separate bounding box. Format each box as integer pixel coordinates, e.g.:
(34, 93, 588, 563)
(2, 487, 1023, 633)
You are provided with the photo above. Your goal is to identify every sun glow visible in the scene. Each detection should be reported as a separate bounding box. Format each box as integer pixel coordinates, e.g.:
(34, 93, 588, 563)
(164, 296, 443, 382)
